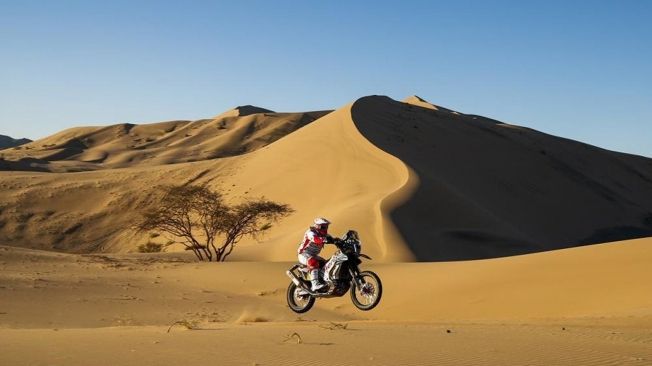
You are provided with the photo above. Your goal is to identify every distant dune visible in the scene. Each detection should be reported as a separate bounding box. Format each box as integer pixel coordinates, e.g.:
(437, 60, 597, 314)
(213, 104, 275, 119)
(0, 135, 31, 150)
(0, 96, 650, 262)
(0, 107, 331, 172)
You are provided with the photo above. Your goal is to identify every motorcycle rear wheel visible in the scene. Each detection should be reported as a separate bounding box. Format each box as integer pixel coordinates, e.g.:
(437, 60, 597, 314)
(286, 282, 315, 313)
(350, 270, 382, 311)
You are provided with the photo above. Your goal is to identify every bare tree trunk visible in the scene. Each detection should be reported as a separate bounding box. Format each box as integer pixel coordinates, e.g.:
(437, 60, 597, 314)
(194, 246, 204, 261)
(221, 240, 237, 262)
(180, 241, 203, 261)
(208, 241, 219, 262)
(215, 246, 224, 262)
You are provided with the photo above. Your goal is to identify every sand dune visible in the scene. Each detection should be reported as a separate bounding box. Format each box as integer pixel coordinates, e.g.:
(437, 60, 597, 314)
(2, 237, 649, 326)
(0, 108, 330, 172)
(353, 96, 652, 260)
(205, 103, 416, 261)
(0, 95, 651, 261)
(0, 134, 31, 150)
(212, 104, 275, 118)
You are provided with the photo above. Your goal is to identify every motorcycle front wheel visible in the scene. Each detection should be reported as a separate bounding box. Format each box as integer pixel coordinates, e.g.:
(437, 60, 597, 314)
(286, 282, 315, 313)
(350, 270, 382, 311)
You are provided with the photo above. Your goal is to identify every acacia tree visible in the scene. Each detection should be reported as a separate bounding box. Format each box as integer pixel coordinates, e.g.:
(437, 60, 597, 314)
(138, 185, 293, 261)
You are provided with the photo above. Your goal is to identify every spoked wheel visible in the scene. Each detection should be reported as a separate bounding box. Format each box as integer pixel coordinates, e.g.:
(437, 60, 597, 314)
(350, 270, 382, 311)
(286, 282, 315, 313)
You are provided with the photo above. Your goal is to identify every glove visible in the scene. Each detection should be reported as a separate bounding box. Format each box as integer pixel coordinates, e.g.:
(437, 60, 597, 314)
(328, 235, 342, 245)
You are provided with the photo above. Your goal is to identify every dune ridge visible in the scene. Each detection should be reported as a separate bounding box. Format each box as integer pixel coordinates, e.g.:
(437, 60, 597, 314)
(404, 94, 440, 110)
(211, 103, 416, 261)
(213, 104, 275, 118)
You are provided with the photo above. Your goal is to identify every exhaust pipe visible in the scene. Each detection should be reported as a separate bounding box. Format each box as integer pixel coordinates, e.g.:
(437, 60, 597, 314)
(286, 266, 327, 297)
(286, 270, 303, 287)
(286, 268, 315, 294)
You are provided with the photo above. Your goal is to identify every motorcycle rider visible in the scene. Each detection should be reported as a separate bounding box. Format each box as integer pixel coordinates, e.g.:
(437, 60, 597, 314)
(297, 217, 336, 291)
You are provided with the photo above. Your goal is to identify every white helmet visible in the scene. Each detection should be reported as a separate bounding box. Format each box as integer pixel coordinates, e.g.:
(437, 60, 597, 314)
(312, 217, 331, 235)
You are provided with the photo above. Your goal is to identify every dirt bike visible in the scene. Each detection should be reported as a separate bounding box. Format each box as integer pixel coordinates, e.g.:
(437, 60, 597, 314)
(285, 230, 382, 313)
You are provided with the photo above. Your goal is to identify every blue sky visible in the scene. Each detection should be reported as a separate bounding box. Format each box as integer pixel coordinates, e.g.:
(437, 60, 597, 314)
(1, 0, 651, 157)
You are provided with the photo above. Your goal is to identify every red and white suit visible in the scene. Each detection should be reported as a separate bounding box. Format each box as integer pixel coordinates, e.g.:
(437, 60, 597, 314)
(297, 228, 328, 269)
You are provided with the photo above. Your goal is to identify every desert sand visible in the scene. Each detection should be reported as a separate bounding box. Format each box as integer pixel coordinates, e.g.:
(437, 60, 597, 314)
(1, 238, 651, 365)
(1, 95, 651, 365)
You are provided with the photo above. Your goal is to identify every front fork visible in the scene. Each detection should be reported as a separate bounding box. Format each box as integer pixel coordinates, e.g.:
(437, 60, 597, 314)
(350, 266, 365, 288)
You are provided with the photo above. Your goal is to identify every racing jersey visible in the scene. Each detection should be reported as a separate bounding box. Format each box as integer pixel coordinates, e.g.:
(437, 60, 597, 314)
(297, 228, 328, 256)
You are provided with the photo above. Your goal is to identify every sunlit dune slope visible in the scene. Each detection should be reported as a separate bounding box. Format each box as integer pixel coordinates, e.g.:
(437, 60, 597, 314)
(403, 95, 459, 114)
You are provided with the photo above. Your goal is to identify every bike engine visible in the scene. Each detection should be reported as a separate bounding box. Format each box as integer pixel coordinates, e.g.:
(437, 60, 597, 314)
(330, 280, 351, 296)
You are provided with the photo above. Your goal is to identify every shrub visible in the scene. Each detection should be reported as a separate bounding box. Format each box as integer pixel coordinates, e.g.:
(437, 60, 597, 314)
(138, 242, 164, 253)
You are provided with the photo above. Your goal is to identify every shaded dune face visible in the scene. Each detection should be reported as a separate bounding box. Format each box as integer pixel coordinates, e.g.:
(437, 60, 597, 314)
(351, 96, 652, 261)
(0, 135, 31, 150)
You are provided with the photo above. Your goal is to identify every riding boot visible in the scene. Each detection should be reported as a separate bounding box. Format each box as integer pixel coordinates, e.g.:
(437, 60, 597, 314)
(310, 269, 326, 291)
